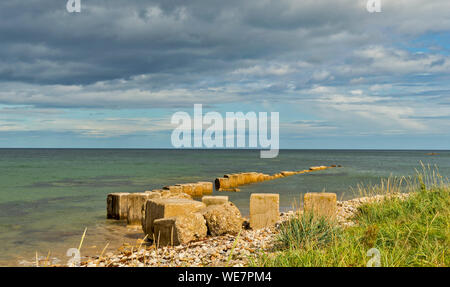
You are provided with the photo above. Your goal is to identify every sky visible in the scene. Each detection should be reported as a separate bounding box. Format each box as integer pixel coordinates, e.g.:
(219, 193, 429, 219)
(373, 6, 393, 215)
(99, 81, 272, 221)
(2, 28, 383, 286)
(0, 0, 449, 149)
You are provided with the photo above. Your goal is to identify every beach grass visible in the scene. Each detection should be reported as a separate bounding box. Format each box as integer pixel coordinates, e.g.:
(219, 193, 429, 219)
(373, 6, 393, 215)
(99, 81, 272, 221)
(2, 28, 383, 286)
(250, 165, 449, 267)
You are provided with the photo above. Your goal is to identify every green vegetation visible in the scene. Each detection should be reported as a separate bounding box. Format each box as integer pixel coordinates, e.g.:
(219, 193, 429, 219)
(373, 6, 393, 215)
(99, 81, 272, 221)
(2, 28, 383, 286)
(251, 165, 449, 267)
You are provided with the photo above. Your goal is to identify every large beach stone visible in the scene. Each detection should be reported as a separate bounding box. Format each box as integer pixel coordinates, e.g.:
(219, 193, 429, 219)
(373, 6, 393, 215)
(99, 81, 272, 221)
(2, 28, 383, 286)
(202, 202, 242, 236)
(106, 193, 129, 220)
(303, 193, 337, 218)
(250, 193, 279, 229)
(202, 195, 229, 206)
(126, 192, 161, 226)
(153, 213, 207, 246)
(143, 198, 206, 238)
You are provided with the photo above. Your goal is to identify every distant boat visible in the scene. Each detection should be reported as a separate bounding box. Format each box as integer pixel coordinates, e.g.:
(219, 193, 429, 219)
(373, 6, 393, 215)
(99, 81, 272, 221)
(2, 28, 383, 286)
(425, 152, 439, 156)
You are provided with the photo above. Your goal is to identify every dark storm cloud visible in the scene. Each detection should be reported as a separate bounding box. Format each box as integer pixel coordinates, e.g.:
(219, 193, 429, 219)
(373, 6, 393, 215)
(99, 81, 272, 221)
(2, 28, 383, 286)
(0, 0, 372, 85)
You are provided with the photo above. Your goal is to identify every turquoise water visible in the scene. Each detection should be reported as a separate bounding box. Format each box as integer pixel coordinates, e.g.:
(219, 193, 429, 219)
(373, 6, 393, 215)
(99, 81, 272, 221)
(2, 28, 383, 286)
(0, 149, 449, 266)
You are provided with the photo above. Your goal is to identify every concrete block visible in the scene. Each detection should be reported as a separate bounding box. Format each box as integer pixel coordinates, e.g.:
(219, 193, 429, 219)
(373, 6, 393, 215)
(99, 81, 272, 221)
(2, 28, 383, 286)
(214, 177, 230, 190)
(126, 192, 160, 226)
(191, 183, 203, 197)
(153, 213, 207, 246)
(249, 172, 259, 183)
(143, 198, 206, 238)
(163, 185, 182, 193)
(202, 195, 229, 206)
(149, 189, 165, 193)
(249, 193, 279, 229)
(257, 173, 264, 182)
(236, 174, 245, 185)
(107, 193, 129, 220)
(224, 174, 239, 187)
(197, 181, 213, 195)
(303, 193, 337, 218)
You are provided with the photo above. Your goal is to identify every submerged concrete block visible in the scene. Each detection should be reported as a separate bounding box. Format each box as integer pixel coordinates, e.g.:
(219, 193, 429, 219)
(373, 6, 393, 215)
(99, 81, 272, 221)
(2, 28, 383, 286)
(163, 185, 182, 194)
(143, 198, 206, 238)
(236, 174, 245, 185)
(249, 172, 259, 183)
(153, 213, 207, 246)
(249, 193, 279, 229)
(107, 193, 129, 220)
(202, 195, 229, 206)
(281, 171, 296, 176)
(197, 182, 213, 195)
(303, 193, 337, 218)
(241, 173, 252, 184)
(309, 166, 322, 171)
(224, 174, 239, 187)
(191, 183, 203, 197)
(160, 191, 192, 200)
(178, 184, 193, 195)
(126, 192, 161, 226)
(149, 189, 165, 193)
(214, 177, 230, 190)
(257, 173, 264, 182)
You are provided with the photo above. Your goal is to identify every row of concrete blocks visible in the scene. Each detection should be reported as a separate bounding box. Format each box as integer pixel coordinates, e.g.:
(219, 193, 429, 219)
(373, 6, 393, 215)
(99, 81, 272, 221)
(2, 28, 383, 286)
(160, 181, 213, 197)
(214, 165, 339, 191)
(107, 191, 338, 246)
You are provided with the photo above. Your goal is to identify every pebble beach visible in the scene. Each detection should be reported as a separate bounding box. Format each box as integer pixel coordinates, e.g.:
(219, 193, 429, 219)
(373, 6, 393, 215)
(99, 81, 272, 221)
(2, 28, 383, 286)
(76, 192, 411, 267)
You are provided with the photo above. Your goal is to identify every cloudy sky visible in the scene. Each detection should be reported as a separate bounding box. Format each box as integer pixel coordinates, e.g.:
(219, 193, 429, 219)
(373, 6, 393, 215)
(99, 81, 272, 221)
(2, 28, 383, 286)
(0, 0, 449, 149)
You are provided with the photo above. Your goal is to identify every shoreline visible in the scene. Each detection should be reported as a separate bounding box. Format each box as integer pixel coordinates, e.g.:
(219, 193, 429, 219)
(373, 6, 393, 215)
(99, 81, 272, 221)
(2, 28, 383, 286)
(75, 192, 411, 267)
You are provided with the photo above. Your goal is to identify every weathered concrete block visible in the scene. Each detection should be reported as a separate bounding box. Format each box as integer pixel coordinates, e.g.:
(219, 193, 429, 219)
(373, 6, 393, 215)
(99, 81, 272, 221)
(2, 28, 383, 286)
(202, 202, 242, 236)
(257, 173, 264, 182)
(236, 174, 245, 185)
(153, 213, 207, 246)
(249, 172, 259, 183)
(303, 193, 337, 218)
(149, 189, 165, 193)
(281, 171, 296, 176)
(241, 173, 251, 184)
(197, 182, 213, 195)
(143, 198, 206, 238)
(214, 177, 230, 190)
(202, 195, 229, 206)
(107, 193, 129, 220)
(309, 166, 322, 171)
(161, 191, 192, 200)
(189, 183, 203, 197)
(126, 192, 161, 226)
(224, 174, 239, 187)
(250, 193, 279, 229)
(163, 185, 182, 193)
(178, 184, 193, 195)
